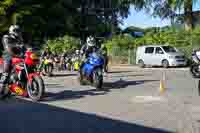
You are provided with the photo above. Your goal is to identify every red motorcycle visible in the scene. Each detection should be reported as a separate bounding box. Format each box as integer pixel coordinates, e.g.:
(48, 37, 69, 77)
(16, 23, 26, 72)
(0, 48, 45, 101)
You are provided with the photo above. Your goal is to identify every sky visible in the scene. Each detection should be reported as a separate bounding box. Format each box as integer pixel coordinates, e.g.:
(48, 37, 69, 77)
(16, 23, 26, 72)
(121, 6, 170, 29)
(121, 4, 200, 29)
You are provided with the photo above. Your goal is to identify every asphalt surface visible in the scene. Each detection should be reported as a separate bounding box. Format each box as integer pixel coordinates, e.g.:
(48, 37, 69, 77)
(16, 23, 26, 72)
(0, 66, 200, 133)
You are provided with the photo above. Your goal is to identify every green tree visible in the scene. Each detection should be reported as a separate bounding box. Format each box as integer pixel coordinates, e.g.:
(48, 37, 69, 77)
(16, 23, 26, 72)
(0, 0, 153, 47)
(152, 0, 199, 31)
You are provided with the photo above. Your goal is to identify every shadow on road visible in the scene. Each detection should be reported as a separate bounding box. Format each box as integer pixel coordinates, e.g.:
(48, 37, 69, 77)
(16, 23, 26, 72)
(45, 83, 65, 88)
(52, 73, 77, 77)
(0, 98, 173, 133)
(108, 70, 133, 74)
(103, 79, 158, 90)
(43, 89, 108, 102)
(109, 74, 152, 78)
(44, 79, 158, 101)
(145, 66, 188, 69)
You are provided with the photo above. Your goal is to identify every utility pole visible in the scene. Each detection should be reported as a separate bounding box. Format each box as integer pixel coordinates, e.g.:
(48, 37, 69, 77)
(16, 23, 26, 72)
(109, 0, 115, 37)
(80, 0, 86, 46)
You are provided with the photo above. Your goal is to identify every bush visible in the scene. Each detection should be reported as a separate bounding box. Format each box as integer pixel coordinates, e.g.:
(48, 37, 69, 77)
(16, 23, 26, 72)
(104, 27, 200, 61)
(45, 35, 81, 53)
(103, 34, 135, 54)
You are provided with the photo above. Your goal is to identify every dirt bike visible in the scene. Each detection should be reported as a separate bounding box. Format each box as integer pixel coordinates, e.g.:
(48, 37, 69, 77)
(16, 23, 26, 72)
(0, 49, 45, 101)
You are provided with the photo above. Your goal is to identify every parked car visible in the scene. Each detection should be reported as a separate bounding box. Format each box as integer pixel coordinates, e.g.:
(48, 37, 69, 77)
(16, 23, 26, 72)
(136, 45, 187, 68)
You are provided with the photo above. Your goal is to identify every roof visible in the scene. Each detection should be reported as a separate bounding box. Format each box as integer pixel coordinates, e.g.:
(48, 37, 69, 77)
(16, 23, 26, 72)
(174, 11, 200, 17)
(131, 32, 144, 37)
(193, 11, 200, 17)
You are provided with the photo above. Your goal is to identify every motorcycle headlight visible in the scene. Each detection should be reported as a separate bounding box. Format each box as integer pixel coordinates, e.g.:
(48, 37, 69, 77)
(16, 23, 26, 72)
(30, 54, 39, 60)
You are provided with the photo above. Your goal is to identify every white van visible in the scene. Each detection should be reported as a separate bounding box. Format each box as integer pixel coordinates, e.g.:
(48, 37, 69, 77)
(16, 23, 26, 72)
(136, 45, 187, 68)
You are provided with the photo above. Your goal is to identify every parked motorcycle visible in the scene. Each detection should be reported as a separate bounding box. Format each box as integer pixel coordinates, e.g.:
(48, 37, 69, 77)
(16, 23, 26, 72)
(0, 49, 45, 101)
(190, 50, 200, 78)
(79, 51, 104, 89)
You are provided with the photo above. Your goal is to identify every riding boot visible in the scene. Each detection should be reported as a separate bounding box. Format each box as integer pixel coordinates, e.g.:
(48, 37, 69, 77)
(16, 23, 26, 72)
(1, 72, 10, 95)
(1, 52, 12, 98)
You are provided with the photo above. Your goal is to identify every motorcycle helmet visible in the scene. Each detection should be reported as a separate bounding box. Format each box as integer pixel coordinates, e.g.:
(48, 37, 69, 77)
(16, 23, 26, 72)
(9, 25, 21, 37)
(86, 36, 95, 47)
(45, 46, 50, 51)
(101, 44, 106, 49)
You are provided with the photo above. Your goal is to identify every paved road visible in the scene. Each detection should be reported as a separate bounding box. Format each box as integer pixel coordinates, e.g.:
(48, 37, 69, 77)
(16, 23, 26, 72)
(1, 66, 200, 133)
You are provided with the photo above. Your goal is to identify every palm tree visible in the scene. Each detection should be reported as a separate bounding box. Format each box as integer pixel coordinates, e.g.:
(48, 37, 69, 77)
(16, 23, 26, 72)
(152, 0, 199, 30)
(184, 0, 193, 30)
(170, 0, 200, 30)
(177, 0, 194, 30)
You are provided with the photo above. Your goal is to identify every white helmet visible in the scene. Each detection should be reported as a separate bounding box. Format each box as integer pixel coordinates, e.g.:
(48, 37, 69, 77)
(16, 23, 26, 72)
(76, 50, 80, 54)
(9, 25, 21, 36)
(86, 36, 95, 47)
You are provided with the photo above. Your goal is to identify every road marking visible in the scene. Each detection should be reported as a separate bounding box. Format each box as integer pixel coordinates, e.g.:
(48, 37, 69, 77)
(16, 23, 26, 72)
(111, 66, 189, 71)
(132, 96, 166, 103)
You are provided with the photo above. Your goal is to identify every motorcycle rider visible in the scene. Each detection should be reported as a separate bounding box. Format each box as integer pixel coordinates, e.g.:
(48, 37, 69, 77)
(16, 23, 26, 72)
(60, 49, 68, 70)
(39, 46, 52, 72)
(80, 36, 97, 58)
(74, 49, 80, 59)
(41, 46, 52, 59)
(80, 36, 97, 72)
(79, 36, 96, 73)
(80, 36, 96, 60)
(1, 25, 24, 95)
(61, 49, 68, 59)
(74, 49, 81, 61)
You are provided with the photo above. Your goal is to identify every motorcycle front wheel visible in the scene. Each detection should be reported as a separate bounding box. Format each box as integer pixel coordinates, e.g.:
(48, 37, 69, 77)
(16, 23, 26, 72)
(93, 68, 103, 90)
(78, 70, 86, 85)
(27, 75, 45, 102)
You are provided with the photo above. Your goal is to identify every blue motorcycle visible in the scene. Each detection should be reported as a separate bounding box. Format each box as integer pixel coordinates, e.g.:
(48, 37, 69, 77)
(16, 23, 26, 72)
(79, 51, 104, 89)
